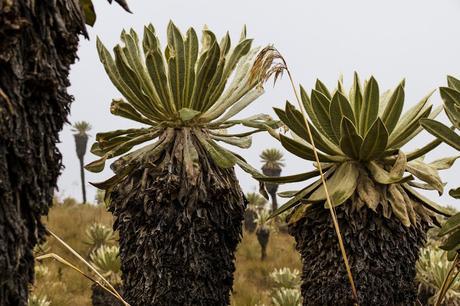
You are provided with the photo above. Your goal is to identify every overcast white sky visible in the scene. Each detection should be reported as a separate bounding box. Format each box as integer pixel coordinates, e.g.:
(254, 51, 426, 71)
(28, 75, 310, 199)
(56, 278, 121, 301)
(58, 0, 460, 208)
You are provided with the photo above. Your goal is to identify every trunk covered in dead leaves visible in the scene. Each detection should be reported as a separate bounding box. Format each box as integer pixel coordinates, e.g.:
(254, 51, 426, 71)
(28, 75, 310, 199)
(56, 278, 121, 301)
(289, 203, 427, 306)
(109, 129, 246, 306)
(0, 1, 85, 304)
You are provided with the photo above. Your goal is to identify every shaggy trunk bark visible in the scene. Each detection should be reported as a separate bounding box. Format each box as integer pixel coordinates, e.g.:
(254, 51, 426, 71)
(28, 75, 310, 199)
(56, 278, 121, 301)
(256, 227, 270, 260)
(0, 1, 85, 305)
(109, 130, 246, 306)
(74, 134, 88, 203)
(91, 284, 123, 306)
(289, 202, 427, 306)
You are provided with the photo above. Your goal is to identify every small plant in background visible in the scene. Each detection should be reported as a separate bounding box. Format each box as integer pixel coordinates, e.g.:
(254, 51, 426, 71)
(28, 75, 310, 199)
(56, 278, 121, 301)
(270, 267, 300, 289)
(271, 288, 301, 306)
(84, 223, 115, 255)
(34, 264, 50, 281)
(89, 245, 123, 306)
(416, 246, 460, 305)
(27, 294, 51, 306)
(245, 192, 268, 233)
(260, 148, 285, 212)
(72, 121, 92, 204)
(95, 189, 106, 205)
(90, 245, 122, 285)
(269, 267, 301, 306)
(256, 209, 274, 260)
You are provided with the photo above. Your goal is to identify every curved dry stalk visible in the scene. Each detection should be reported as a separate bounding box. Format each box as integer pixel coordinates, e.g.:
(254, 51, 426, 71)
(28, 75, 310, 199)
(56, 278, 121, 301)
(252, 46, 359, 304)
(36, 253, 127, 305)
(46, 229, 129, 305)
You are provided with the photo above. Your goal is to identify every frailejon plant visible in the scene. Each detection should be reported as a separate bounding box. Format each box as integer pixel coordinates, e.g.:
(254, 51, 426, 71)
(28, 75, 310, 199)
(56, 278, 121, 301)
(261, 73, 454, 304)
(86, 23, 277, 305)
(244, 192, 267, 233)
(72, 121, 91, 203)
(89, 245, 123, 306)
(420, 76, 460, 305)
(255, 209, 273, 260)
(269, 267, 300, 289)
(84, 223, 115, 255)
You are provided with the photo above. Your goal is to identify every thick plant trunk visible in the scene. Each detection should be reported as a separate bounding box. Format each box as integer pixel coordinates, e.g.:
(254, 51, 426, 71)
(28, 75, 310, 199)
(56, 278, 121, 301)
(269, 190, 278, 212)
(91, 284, 123, 306)
(256, 227, 270, 260)
(0, 1, 85, 305)
(109, 130, 246, 306)
(79, 158, 87, 203)
(74, 134, 88, 203)
(262, 167, 281, 212)
(244, 208, 257, 233)
(289, 202, 427, 306)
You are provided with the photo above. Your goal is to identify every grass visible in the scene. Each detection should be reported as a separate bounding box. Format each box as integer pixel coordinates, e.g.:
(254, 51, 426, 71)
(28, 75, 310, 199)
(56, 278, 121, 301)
(32, 199, 301, 305)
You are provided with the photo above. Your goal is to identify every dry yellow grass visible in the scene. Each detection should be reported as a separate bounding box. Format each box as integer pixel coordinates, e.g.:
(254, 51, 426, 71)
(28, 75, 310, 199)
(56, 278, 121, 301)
(32, 200, 301, 306)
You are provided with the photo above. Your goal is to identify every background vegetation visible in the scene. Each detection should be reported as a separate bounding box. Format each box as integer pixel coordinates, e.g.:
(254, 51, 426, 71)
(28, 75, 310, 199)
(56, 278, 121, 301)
(32, 199, 301, 306)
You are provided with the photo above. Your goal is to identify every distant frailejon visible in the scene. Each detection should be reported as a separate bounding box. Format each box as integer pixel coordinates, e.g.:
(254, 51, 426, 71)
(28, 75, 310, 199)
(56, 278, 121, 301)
(87, 22, 278, 305)
(263, 74, 454, 305)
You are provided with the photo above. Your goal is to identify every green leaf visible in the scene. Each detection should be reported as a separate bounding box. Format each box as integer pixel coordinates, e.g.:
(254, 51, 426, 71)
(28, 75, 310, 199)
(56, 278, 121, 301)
(315, 79, 332, 100)
(213, 88, 264, 123)
(283, 102, 341, 156)
(183, 28, 199, 108)
(279, 134, 337, 162)
(269, 167, 336, 218)
(210, 134, 252, 149)
(110, 99, 156, 125)
(340, 118, 363, 159)
(191, 40, 220, 110)
(195, 130, 235, 168)
(329, 91, 355, 140)
(447, 75, 460, 92)
(80, 0, 96, 26)
(421, 119, 460, 151)
(309, 161, 359, 207)
(429, 156, 460, 170)
(145, 50, 174, 110)
(310, 89, 338, 143)
(440, 230, 460, 251)
(85, 156, 107, 173)
(178, 108, 201, 121)
(406, 160, 444, 195)
(359, 76, 379, 135)
(367, 151, 407, 184)
(439, 213, 460, 237)
(387, 184, 411, 227)
(381, 82, 404, 134)
(403, 184, 452, 217)
(349, 72, 363, 124)
(390, 89, 433, 144)
(256, 170, 320, 184)
(449, 187, 460, 199)
(166, 22, 186, 109)
(359, 118, 388, 161)
(440, 86, 460, 129)
(300, 86, 323, 136)
(388, 105, 433, 148)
